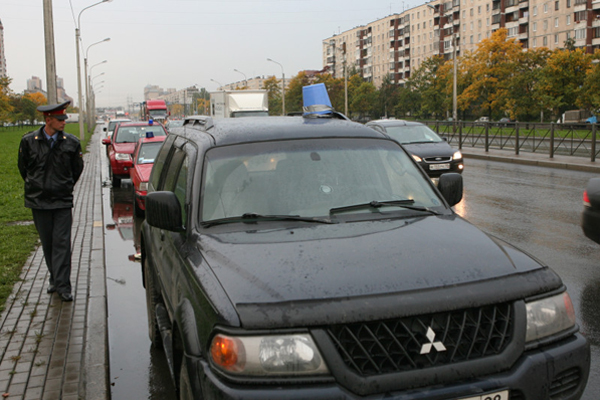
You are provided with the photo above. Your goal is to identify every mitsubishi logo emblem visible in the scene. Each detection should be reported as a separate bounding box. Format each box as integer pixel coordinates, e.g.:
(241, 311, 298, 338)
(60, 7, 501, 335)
(420, 327, 447, 354)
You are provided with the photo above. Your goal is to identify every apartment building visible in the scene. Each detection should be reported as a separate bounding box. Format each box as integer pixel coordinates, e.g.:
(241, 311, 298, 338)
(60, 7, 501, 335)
(323, 0, 600, 88)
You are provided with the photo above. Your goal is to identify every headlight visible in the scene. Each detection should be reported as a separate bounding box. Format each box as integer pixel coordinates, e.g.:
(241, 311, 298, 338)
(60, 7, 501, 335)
(452, 151, 463, 160)
(210, 333, 329, 376)
(526, 292, 576, 342)
(411, 154, 422, 162)
(139, 182, 148, 191)
(115, 153, 131, 161)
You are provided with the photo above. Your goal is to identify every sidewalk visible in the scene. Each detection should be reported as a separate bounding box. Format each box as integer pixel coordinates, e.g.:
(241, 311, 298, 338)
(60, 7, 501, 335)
(0, 131, 596, 400)
(0, 130, 107, 400)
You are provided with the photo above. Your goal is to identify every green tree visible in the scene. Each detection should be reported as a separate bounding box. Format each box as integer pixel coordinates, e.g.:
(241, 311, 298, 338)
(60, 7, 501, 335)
(406, 55, 447, 119)
(538, 48, 590, 119)
(577, 50, 600, 112)
(284, 72, 313, 114)
(373, 74, 398, 119)
(506, 48, 551, 121)
(350, 81, 377, 120)
(262, 76, 282, 115)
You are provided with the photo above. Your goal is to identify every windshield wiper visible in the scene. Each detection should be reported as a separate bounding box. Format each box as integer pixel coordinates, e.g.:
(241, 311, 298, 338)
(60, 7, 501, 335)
(330, 200, 440, 215)
(201, 213, 335, 228)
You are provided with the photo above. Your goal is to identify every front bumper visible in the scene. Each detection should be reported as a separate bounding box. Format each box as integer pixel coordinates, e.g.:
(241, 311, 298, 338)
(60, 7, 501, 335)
(418, 160, 464, 178)
(191, 333, 589, 399)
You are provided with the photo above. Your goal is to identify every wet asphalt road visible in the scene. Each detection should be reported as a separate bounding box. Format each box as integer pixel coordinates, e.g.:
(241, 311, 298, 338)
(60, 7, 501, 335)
(102, 157, 600, 399)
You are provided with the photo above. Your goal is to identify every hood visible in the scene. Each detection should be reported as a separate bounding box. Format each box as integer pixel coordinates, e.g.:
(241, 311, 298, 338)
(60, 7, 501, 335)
(112, 142, 137, 154)
(200, 215, 561, 329)
(402, 142, 456, 159)
(134, 164, 154, 182)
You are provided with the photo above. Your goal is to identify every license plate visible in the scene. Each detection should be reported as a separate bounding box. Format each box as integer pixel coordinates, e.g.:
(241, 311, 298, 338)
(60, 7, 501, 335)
(456, 390, 509, 400)
(430, 163, 450, 171)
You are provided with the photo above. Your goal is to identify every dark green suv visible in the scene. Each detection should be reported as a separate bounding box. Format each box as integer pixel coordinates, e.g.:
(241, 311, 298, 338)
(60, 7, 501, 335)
(141, 114, 589, 399)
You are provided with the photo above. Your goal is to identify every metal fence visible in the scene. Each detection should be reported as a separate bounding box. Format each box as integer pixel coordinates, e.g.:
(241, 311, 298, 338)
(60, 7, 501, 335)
(424, 121, 599, 162)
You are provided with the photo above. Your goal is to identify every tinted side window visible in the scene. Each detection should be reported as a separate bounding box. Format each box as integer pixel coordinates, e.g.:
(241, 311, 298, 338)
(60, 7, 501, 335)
(174, 156, 189, 225)
(150, 134, 177, 190)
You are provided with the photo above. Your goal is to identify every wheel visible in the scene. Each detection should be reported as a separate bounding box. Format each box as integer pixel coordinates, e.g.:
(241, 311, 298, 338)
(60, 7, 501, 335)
(179, 357, 202, 400)
(143, 257, 162, 347)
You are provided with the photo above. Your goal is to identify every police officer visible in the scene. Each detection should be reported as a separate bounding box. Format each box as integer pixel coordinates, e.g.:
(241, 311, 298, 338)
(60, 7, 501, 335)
(17, 101, 84, 302)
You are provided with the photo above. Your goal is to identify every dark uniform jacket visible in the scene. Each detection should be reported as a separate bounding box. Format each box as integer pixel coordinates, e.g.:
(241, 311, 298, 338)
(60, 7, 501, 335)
(18, 127, 84, 209)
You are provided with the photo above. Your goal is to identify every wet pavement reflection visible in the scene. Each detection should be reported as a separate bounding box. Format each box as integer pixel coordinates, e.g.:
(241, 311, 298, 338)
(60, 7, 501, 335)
(103, 179, 176, 399)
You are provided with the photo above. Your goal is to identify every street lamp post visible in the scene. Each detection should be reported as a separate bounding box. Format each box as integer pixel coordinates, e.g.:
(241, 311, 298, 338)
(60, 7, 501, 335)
(85, 38, 110, 131)
(75, 0, 112, 139)
(267, 58, 285, 116)
(233, 69, 247, 88)
(210, 79, 223, 90)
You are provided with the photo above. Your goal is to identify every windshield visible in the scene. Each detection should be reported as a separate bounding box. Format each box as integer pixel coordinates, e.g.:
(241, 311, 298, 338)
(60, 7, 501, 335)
(149, 110, 168, 118)
(115, 126, 167, 143)
(385, 125, 443, 144)
(201, 138, 443, 221)
(136, 142, 163, 165)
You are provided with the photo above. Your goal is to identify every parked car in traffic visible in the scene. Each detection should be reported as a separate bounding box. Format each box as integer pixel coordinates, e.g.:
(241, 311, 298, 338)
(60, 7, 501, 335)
(129, 135, 167, 216)
(366, 119, 463, 180)
(582, 178, 600, 244)
(140, 110, 589, 399)
(102, 121, 167, 187)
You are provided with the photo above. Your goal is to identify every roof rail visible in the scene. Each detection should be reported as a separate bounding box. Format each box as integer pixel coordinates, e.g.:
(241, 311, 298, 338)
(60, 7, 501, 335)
(183, 115, 214, 130)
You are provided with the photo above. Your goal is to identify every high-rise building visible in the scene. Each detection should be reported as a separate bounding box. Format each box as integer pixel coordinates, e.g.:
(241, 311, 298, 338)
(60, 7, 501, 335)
(323, 0, 600, 88)
(27, 76, 44, 92)
(0, 18, 6, 78)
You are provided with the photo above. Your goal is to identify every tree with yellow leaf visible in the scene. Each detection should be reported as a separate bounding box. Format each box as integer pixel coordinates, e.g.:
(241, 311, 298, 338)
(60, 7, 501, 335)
(459, 29, 523, 119)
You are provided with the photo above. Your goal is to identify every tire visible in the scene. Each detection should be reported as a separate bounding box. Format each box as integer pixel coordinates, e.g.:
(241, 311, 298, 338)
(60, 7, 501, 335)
(144, 257, 162, 347)
(179, 357, 200, 400)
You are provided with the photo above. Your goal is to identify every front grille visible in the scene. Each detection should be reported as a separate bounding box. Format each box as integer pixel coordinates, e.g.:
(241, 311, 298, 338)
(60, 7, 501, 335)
(423, 156, 451, 163)
(327, 303, 513, 376)
(549, 367, 581, 399)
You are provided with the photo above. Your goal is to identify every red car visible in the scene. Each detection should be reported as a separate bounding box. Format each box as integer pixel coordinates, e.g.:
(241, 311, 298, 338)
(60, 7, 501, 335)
(130, 135, 167, 216)
(102, 121, 167, 187)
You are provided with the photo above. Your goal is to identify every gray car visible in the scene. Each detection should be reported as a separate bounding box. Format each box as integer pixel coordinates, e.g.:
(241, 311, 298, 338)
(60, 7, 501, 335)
(366, 119, 464, 179)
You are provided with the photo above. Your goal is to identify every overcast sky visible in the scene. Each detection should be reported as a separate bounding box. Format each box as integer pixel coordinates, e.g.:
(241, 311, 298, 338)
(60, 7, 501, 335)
(2, 0, 419, 108)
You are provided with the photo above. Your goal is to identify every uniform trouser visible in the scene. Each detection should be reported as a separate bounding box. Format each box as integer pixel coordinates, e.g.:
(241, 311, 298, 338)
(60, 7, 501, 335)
(31, 208, 73, 295)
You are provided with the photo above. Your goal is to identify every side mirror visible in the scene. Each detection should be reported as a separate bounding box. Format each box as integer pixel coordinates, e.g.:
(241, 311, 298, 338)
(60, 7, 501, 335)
(438, 173, 463, 207)
(582, 178, 600, 244)
(146, 191, 184, 232)
(102, 138, 110, 145)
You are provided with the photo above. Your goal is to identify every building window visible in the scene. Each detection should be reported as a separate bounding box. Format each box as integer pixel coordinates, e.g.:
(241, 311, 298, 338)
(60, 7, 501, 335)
(574, 11, 587, 23)
(478, 33, 482, 41)
(543, 36, 548, 46)
(566, 0, 571, 7)
(555, 0, 559, 9)
(533, 6, 537, 15)
(566, 15, 571, 25)
(533, 22, 537, 31)
(544, 3, 548, 12)
(470, 35, 474, 43)
(470, 8, 474, 16)
(478, 5, 481, 14)
(533, 37, 537, 47)
(544, 20, 548, 30)
(555, 33, 559, 43)
(508, 27, 519, 37)
(487, 4, 490, 11)
(555, 17, 559, 27)
(576, 28, 586, 39)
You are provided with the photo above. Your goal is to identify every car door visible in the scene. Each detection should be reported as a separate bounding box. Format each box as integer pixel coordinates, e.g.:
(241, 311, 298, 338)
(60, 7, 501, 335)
(154, 141, 192, 314)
